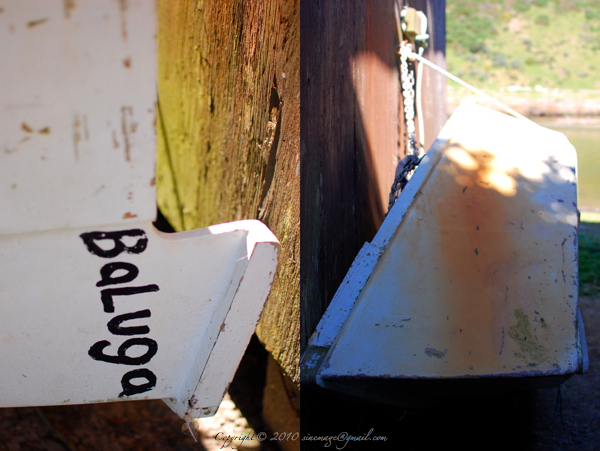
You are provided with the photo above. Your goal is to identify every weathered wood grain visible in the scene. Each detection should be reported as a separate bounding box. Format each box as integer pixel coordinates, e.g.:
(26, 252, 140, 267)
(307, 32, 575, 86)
(301, 0, 446, 351)
(301, 0, 402, 351)
(301, 2, 446, 445)
(156, 0, 300, 385)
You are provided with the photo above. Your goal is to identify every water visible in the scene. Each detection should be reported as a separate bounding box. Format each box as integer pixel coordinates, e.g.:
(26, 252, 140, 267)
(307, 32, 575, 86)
(536, 118, 600, 218)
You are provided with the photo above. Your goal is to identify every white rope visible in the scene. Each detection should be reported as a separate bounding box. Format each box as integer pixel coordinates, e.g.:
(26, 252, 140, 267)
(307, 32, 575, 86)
(183, 414, 198, 442)
(415, 11, 427, 154)
(402, 47, 532, 123)
(416, 46, 426, 154)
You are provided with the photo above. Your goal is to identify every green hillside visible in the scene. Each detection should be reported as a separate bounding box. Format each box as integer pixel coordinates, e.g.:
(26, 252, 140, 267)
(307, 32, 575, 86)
(446, 0, 600, 89)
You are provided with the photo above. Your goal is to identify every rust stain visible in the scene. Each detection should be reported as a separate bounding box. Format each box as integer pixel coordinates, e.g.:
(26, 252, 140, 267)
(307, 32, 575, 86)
(121, 106, 133, 161)
(149, 177, 156, 186)
(418, 134, 575, 373)
(123, 58, 131, 68)
(431, 145, 519, 365)
(119, 0, 128, 40)
(122, 212, 137, 219)
(27, 18, 49, 28)
(73, 113, 81, 162)
(112, 130, 120, 148)
(64, 0, 76, 18)
(38, 127, 50, 134)
(21, 123, 33, 133)
(11, 184, 17, 190)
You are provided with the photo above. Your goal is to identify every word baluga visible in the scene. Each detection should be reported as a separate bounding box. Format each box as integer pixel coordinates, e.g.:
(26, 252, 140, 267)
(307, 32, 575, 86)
(80, 229, 159, 397)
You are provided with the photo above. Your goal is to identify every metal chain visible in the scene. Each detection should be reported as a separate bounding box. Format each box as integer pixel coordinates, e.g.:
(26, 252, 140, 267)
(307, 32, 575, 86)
(387, 153, 420, 211)
(388, 42, 421, 212)
(388, 6, 432, 212)
(400, 42, 419, 156)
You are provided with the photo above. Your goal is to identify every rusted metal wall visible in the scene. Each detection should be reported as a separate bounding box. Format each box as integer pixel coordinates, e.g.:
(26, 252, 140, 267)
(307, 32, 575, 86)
(301, 0, 397, 353)
(300, 1, 445, 445)
(156, 0, 300, 390)
(300, 0, 446, 351)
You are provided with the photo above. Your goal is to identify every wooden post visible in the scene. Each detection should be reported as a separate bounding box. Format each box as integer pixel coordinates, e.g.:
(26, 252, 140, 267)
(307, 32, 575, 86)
(301, 0, 446, 444)
(301, 0, 445, 351)
(156, 0, 300, 440)
(301, 0, 400, 352)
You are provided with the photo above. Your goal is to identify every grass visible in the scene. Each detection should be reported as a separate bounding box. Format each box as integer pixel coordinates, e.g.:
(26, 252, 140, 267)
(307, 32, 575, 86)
(580, 221, 600, 296)
(446, 0, 600, 90)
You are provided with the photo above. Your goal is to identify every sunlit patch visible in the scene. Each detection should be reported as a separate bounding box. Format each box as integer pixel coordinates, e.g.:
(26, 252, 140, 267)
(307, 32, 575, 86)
(517, 159, 550, 183)
(485, 151, 513, 174)
(487, 171, 517, 197)
(438, 108, 578, 231)
(454, 174, 474, 187)
(539, 210, 558, 224)
(550, 202, 578, 226)
(447, 147, 479, 170)
(556, 212, 578, 227)
(446, 145, 518, 197)
(558, 167, 576, 183)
